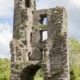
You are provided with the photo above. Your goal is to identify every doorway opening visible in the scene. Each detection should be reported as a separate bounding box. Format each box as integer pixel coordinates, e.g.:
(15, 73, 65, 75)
(20, 65, 44, 80)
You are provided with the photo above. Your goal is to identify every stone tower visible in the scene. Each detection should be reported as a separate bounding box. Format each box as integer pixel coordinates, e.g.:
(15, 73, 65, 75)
(10, 0, 70, 80)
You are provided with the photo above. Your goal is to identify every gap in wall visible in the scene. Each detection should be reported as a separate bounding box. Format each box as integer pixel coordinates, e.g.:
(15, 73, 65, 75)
(25, 0, 30, 7)
(42, 31, 48, 41)
(43, 18, 47, 25)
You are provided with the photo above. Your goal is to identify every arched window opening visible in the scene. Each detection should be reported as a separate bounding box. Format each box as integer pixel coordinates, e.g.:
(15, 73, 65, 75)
(20, 65, 42, 80)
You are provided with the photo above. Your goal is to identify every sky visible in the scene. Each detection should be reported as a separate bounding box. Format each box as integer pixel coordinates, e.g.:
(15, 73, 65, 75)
(0, 0, 80, 58)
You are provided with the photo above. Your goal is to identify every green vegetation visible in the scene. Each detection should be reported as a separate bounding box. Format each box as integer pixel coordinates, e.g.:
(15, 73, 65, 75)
(70, 66, 79, 80)
(0, 58, 11, 80)
(35, 77, 43, 80)
(69, 37, 80, 67)
(19, 24, 24, 28)
(40, 24, 46, 29)
(0, 37, 80, 80)
(69, 37, 80, 80)
(32, 24, 35, 29)
(34, 69, 43, 80)
(19, 32, 23, 39)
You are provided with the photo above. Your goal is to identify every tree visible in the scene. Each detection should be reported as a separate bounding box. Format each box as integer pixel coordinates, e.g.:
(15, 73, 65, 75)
(0, 58, 11, 80)
(69, 37, 80, 80)
(69, 37, 80, 67)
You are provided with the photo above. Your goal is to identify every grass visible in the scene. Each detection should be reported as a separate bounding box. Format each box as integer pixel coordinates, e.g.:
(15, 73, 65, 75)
(34, 77, 43, 80)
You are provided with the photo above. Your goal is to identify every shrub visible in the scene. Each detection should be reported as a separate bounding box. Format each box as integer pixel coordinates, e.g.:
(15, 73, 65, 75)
(70, 67, 78, 80)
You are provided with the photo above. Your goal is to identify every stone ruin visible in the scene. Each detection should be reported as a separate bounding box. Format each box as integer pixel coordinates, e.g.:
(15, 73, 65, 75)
(10, 0, 70, 80)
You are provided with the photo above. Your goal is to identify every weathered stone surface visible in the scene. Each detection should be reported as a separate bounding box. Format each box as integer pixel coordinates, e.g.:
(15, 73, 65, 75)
(10, 0, 69, 80)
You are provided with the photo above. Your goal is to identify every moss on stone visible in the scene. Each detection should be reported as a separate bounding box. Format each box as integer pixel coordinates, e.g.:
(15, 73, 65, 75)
(23, 57, 26, 61)
(40, 24, 47, 30)
(42, 56, 49, 63)
(15, 64, 19, 69)
(19, 32, 23, 39)
(19, 24, 24, 28)
(32, 24, 35, 29)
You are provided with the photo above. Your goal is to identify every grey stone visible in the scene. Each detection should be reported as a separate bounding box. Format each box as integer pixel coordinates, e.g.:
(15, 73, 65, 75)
(10, 0, 70, 80)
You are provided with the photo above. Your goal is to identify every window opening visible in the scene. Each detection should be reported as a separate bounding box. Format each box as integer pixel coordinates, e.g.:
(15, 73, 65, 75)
(42, 31, 48, 41)
(40, 31, 48, 41)
(43, 18, 47, 25)
(40, 14, 47, 24)
(30, 33, 32, 43)
(25, 0, 30, 7)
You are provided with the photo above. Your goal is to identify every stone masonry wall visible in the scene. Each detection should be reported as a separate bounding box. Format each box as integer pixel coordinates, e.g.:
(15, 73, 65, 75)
(10, 0, 69, 80)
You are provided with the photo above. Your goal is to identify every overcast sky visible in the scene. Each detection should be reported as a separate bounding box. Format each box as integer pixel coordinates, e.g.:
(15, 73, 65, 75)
(0, 0, 80, 58)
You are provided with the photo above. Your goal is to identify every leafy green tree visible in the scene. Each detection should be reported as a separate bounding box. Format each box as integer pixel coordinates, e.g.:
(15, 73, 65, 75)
(70, 66, 78, 80)
(69, 37, 80, 66)
(0, 58, 11, 80)
(69, 37, 80, 80)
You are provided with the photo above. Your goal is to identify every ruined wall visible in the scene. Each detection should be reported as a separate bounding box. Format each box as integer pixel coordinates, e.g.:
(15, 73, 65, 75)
(32, 7, 69, 80)
(10, 0, 69, 80)
(10, 0, 37, 80)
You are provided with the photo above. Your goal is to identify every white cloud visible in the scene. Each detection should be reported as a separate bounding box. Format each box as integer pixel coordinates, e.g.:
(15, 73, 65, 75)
(36, 0, 71, 10)
(0, 23, 12, 58)
(0, 0, 14, 18)
(70, 0, 80, 7)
